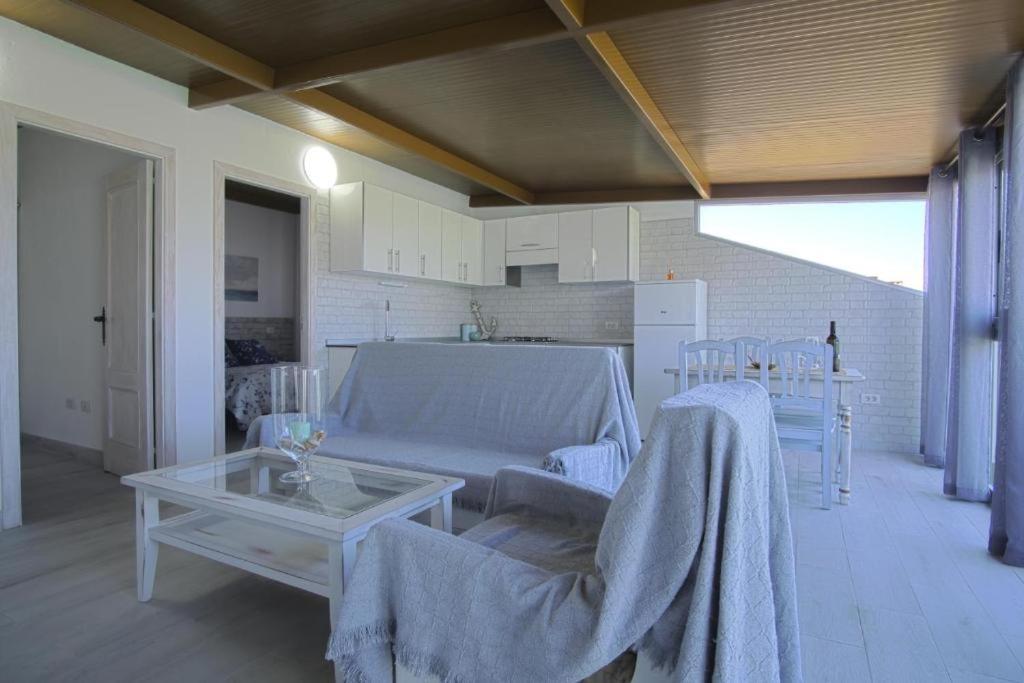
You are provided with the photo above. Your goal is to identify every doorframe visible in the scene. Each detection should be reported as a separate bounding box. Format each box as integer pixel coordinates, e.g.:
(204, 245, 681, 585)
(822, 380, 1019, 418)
(213, 162, 316, 455)
(0, 103, 176, 529)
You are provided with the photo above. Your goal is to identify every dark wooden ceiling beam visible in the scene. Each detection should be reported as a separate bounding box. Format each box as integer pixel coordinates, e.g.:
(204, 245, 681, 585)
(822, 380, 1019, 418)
(469, 176, 928, 207)
(188, 1, 731, 110)
(191, 9, 568, 109)
(65, 0, 274, 89)
(545, 0, 711, 199)
(63, 0, 535, 204)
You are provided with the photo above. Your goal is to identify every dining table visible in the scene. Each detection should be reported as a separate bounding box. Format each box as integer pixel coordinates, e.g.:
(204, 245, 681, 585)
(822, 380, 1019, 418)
(664, 365, 866, 504)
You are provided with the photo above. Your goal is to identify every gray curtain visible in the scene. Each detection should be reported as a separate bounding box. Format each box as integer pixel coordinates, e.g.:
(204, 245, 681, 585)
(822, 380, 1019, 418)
(944, 127, 999, 501)
(920, 167, 957, 467)
(991, 59, 1024, 566)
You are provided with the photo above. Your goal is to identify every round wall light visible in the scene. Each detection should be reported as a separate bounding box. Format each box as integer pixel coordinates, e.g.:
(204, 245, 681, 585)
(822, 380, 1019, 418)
(302, 146, 338, 189)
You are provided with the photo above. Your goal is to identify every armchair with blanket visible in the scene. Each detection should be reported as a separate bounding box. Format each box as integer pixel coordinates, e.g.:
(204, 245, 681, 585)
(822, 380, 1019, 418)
(326, 381, 802, 682)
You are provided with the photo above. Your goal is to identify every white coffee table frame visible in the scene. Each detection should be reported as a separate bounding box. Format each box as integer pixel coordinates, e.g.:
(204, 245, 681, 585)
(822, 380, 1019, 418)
(121, 447, 464, 634)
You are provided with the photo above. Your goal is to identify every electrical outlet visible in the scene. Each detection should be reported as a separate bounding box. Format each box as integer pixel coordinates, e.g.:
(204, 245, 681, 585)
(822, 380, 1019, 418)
(65, 398, 75, 410)
(604, 321, 620, 330)
(80, 400, 91, 414)
(861, 393, 881, 405)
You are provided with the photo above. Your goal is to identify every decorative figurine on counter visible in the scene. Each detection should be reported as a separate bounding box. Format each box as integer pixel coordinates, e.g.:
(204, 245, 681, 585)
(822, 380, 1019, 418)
(469, 299, 498, 340)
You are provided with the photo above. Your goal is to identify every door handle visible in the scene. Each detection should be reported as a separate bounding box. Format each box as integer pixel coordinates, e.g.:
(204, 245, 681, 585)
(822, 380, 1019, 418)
(520, 242, 540, 248)
(395, 249, 400, 272)
(387, 248, 393, 272)
(93, 306, 106, 346)
(420, 254, 426, 276)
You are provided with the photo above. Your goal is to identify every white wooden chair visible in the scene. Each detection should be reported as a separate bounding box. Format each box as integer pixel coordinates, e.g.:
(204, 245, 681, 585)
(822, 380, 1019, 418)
(678, 339, 744, 390)
(728, 336, 770, 387)
(767, 340, 835, 509)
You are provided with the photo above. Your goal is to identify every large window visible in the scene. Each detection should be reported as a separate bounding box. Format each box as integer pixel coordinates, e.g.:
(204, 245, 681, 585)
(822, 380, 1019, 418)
(697, 198, 926, 290)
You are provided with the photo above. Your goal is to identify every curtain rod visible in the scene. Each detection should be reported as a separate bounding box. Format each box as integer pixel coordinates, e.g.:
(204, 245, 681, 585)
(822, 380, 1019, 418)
(940, 101, 1008, 176)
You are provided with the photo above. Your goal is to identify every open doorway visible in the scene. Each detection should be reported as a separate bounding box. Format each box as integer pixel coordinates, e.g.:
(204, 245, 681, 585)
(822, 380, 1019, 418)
(214, 165, 315, 455)
(15, 125, 157, 521)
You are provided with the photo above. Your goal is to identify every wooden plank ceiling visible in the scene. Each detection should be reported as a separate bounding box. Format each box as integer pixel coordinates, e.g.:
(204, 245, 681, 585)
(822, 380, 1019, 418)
(3, 0, 1020, 204)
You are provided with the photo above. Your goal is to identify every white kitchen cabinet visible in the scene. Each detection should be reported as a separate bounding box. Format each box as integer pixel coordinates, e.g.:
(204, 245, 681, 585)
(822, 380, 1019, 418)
(362, 183, 393, 274)
(331, 182, 394, 274)
(441, 209, 462, 283)
(507, 214, 557, 251)
(555, 205, 639, 283)
(593, 206, 639, 282)
(329, 181, 493, 286)
(417, 201, 442, 279)
(392, 192, 419, 277)
(482, 219, 507, 286)
(557, 210, 594, 283)
(461, 216, 483, 285)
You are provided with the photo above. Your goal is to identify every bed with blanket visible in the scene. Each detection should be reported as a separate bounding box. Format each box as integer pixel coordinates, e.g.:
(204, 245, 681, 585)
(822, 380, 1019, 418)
(224, 339, 297, 432)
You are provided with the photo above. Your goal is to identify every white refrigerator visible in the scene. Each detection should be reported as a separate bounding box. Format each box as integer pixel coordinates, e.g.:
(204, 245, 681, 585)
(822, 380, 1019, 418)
(633, 280, 708, 437)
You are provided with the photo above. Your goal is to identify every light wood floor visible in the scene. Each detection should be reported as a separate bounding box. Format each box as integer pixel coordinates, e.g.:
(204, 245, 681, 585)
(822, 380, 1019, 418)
(2, 440, 1023, 682)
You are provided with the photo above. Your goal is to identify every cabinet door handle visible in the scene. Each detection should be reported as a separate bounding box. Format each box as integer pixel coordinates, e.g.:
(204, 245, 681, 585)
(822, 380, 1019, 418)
(520, 242, 540, 248)
(387, 248, 393, 272)
(420, 254, 426, 276)
(497, 265, 502, 283)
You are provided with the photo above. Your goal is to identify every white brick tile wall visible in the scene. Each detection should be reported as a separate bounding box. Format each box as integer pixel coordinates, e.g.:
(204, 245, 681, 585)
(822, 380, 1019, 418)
(471, 264, 634, 340)
(643, 217, 923, 455)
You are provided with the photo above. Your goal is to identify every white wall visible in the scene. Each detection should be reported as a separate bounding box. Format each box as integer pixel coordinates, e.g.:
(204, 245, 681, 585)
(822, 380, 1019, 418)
(17, 127, 141, 451)
(0, 17, 473, 463)
(224, 199, 297, 319)
(473, 202, 923, 455)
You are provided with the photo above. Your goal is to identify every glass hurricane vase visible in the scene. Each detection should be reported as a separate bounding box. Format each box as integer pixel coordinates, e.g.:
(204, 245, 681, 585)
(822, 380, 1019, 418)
(271, 365, 326, 484)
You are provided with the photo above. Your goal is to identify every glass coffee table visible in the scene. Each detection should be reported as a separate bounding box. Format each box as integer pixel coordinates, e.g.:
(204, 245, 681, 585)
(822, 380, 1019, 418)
(121, 448, 464, 630)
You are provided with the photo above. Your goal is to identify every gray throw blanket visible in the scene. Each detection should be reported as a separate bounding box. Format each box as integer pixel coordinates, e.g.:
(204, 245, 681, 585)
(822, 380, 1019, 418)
(326, 381, 801, 682)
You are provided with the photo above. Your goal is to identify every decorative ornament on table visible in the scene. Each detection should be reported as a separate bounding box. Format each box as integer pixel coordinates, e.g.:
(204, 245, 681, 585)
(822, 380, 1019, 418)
(469, 300, 498, 340)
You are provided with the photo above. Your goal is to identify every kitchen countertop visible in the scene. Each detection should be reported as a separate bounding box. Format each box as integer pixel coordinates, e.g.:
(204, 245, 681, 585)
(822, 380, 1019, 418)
(325, 337, 634, 348)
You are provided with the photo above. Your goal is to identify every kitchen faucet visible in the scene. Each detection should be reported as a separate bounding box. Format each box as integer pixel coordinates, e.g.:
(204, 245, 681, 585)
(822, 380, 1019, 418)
(384, 298, 396, 342)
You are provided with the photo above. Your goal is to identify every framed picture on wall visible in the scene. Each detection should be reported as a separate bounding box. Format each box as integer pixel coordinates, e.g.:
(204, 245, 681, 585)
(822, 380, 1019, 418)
(225, 254, 259, 301)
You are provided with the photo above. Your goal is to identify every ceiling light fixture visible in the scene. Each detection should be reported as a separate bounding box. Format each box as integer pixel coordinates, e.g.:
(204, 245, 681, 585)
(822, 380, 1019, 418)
(302, 146, 338, 189)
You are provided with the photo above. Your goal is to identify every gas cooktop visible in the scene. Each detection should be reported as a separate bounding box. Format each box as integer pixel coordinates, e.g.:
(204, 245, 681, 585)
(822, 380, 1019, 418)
(495, 336, 560, 343)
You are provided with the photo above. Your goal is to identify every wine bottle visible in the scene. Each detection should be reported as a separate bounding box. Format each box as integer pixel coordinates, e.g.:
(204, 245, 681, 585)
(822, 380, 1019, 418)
(826, 321, 841, 372)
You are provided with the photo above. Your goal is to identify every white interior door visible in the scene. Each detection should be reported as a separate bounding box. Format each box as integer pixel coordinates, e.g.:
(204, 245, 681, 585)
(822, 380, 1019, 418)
(103, 160, 154, 475)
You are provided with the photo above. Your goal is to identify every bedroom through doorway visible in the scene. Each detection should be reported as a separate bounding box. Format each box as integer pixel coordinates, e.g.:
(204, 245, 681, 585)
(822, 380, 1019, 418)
(219, 177, 309, 454)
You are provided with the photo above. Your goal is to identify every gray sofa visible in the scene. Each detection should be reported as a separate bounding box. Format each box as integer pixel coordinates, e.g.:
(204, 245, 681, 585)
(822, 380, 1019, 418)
(247, 342, 640, 513)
